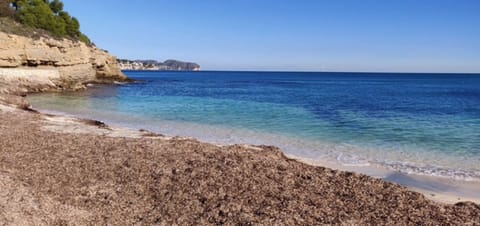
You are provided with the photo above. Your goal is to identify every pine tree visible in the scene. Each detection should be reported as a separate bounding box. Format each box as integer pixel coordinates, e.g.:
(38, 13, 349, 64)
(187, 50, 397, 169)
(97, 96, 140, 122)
(8, 0, 91, 44)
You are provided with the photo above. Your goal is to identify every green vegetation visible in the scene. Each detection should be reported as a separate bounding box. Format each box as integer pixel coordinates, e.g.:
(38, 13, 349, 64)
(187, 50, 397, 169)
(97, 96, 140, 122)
(0, 0, 91, 45)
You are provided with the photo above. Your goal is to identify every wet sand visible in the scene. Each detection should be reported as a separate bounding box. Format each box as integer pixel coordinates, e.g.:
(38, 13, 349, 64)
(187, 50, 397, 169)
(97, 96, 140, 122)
(0, 98, 479, 225)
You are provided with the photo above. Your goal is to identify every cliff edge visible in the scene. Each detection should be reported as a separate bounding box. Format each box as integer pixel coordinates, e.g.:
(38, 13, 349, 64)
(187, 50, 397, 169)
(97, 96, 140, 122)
(0, 31, 128, 94)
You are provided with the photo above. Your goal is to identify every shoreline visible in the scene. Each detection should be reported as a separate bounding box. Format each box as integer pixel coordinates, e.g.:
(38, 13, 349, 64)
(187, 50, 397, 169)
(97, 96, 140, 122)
(26, 98, 480, 205)
(1, 98, 479, 224)
(290, 155, 480, 204)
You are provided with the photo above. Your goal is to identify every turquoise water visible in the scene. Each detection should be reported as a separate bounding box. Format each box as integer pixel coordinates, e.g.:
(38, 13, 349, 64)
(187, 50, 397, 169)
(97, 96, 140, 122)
(28, 71, 480, 180)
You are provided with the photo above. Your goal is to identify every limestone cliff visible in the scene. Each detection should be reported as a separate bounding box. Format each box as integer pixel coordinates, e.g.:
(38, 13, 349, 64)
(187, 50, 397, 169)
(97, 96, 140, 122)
(0, 32, 128, 94)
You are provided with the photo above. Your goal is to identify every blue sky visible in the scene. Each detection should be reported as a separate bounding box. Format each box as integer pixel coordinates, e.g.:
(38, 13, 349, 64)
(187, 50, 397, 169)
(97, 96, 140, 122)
(62, 0, 479, 72)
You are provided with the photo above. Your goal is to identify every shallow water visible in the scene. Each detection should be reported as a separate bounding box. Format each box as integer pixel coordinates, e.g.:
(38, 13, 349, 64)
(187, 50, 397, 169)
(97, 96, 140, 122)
(28, 71, 480, 181)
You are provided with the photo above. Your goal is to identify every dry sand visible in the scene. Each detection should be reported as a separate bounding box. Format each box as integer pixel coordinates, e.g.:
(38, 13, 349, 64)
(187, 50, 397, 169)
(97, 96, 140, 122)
(0, 96, 479, 225)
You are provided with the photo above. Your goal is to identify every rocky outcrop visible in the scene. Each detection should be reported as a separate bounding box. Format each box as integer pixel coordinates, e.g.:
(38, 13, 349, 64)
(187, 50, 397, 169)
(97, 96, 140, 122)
(0, 32, 128, 94)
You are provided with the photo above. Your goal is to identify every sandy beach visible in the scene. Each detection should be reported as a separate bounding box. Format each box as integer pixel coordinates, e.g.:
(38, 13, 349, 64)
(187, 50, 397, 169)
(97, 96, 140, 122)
(0, 95, 479, 225)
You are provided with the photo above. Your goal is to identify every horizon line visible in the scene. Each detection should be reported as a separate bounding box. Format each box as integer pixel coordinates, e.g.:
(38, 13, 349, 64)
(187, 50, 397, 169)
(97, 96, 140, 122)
(122, 69, 480, 75)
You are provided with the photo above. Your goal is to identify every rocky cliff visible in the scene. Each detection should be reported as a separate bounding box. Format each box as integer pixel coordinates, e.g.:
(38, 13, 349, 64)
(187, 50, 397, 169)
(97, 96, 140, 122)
(0, 31, 128, 94)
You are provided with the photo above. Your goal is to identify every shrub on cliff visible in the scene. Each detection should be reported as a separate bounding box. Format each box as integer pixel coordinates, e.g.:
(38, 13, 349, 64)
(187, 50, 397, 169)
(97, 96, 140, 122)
(1, 0, 91, 45)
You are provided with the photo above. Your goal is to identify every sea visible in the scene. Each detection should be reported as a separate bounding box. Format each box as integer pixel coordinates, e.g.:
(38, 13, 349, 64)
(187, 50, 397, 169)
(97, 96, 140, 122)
(27, 71, 480, 181)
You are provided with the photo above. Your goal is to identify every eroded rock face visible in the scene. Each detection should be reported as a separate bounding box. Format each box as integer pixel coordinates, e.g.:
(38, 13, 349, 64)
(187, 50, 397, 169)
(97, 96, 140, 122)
(0, 32, 128, 93)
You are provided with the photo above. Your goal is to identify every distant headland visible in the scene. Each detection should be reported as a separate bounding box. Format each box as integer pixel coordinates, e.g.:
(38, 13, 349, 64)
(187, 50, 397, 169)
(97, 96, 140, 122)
(118, 59, 200, 71)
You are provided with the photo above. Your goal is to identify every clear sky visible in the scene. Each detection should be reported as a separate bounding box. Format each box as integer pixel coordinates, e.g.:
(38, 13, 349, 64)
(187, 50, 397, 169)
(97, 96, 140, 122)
(62, 0, 479, 73)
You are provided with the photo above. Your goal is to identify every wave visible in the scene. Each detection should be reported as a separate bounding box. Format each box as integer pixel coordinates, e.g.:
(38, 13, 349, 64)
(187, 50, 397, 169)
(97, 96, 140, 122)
(378, 160, 480, 182)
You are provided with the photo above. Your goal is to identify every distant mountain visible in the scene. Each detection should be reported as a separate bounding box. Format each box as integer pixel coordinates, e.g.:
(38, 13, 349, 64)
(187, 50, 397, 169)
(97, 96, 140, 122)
(118, 59, 200, 71)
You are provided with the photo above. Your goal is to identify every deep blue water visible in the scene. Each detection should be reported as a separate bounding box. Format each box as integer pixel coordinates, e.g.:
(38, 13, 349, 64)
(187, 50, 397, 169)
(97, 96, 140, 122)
(28, 71, 480, 180)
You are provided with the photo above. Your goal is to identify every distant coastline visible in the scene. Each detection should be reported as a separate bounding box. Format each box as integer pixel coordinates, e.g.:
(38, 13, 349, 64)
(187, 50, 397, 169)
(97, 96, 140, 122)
(118, 59, 200, 71)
